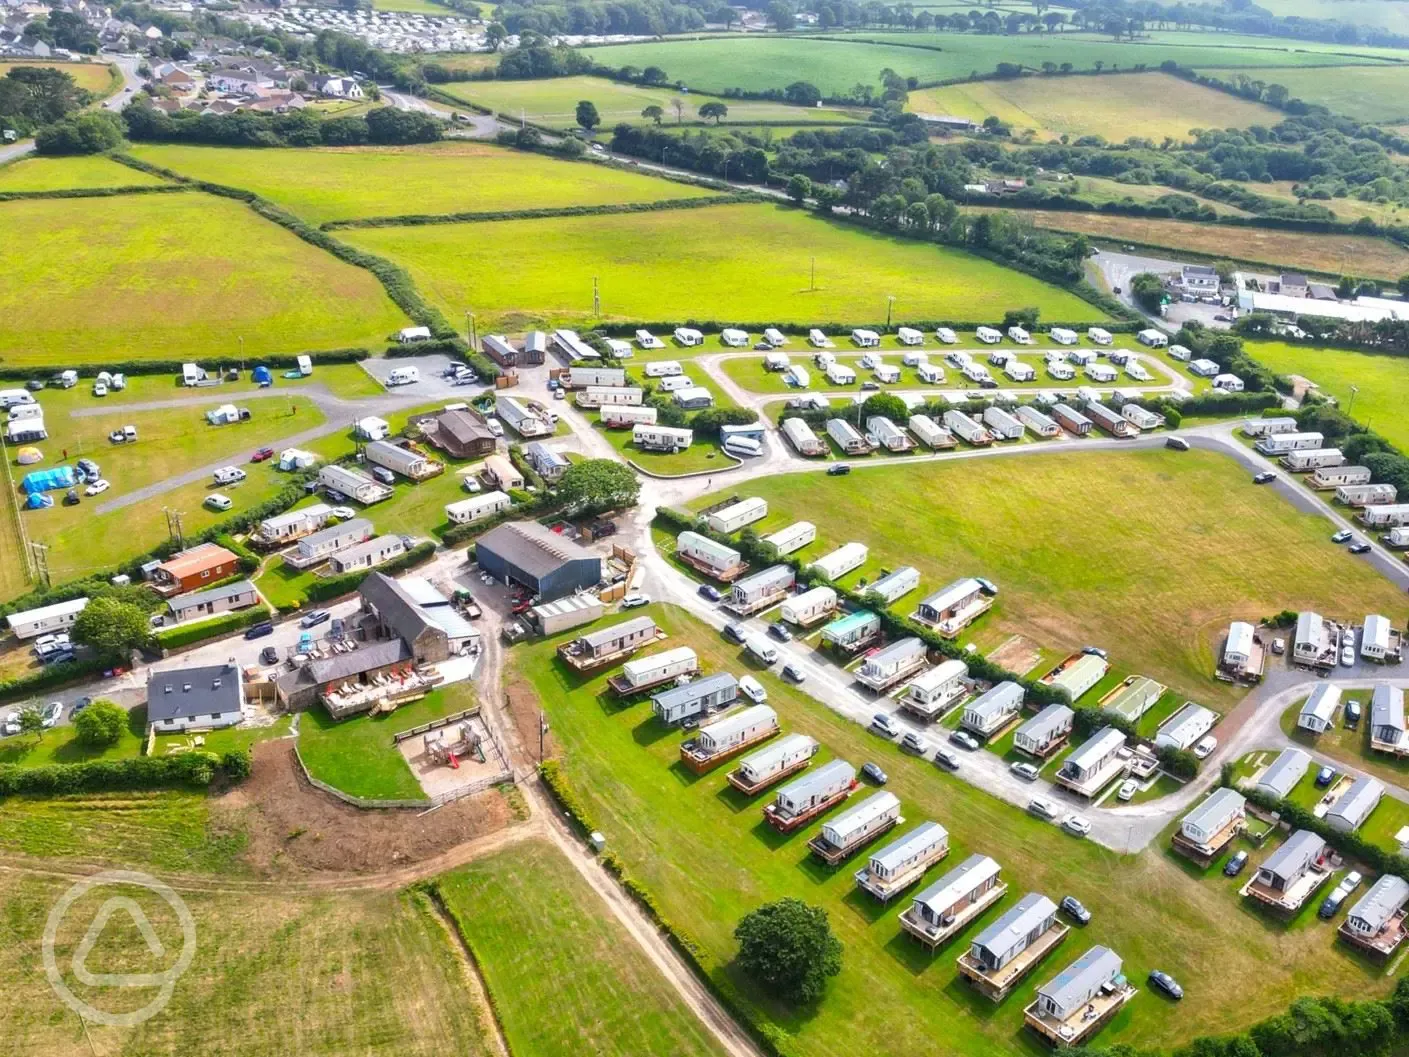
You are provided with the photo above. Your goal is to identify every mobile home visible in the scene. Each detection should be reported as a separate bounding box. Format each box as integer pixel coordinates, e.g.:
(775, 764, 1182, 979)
(319, 464, 392, 505)
(1311, 465, 1371, 489)
(826, 418, 870, 455)
(1055, 726, 1127, 797)
(1242, 417, 1298, 438)
(1122, 404, 1164, 430)
(610, 646, 700, 695)
(908, 414, 956, 449)
(633, 424, 693, 452)
(1086, 402, 1136, 438)
(855, 821, 950, 901)
(1043, 653, 1107, 702)
(821, 610, 882, 652)
(652, 672, 739, 726)
(445, 490, 512, 526)
(781, 586, 838, 627)
(680, 703, 778, 771)
(1052, 403, 1092, 436)
(728, 565, 796, 614)
(901, 854, 1006, 949)
(1174, 787, 1246, 863)
(676, 531, 746, 579)
(729, 733, 819, 794)
(764, 521, 816, 556)
(6, 597, 88, 640)
(943, 410, 992, 446)
(708, 498, 768, 535)
(1326, 776, 1384, 833)
(1015, 405, 1060, 437)
(496, 396, 551, 438)
(576, 385, 643, 408)
(867, 415, 912, 452)
(782, 418, 825, 456)
(1283, 448, 1345, 472)
(1256, 431, 1324, 456)
(1013, 703, 1074, 758)
(857, 637, 928, 692)
(959, 893, 1065, 1000)
(869, 565, 921, 604)
(808, 791, 903, 864)
(900, 659, 970, 720)
(961, 680, 1024, 737)
(567, 366, 625, 389)
(601, 405, 657, 428)
(1363, 504, 1409, 528)
(1154, 703, 1217, 751)
(914, 578, 993, 637)
(764, 759, 857, 832)
(982, 406, 1025, 441)
(810, 542, 868, 582)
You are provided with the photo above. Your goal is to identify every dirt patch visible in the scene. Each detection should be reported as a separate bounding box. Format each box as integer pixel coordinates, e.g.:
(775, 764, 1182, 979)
(504, 681, 556, 762)
(987, 634, 1043, 675)
(215, 740, 512, 877)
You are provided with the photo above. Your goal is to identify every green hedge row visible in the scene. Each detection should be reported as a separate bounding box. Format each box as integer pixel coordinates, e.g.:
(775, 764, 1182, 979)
(0, 347, 369, 382)
(0, 750, 233, 797)
(321, 193, 752, 230)
(1071, 705, 1198, 779)
(0, 185, 187, 202)
(156, 605, 272, 651)
(0, 657, 106, 705)
(302, 541, 437, 603)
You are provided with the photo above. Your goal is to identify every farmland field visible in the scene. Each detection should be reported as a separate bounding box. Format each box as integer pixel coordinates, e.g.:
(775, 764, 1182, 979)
(0, 155, 167, 191)
(0, 192, 410, 367)
(966, 207, 1409, 279)
(691, 447, 1407, 702)
(127, 141, 721, 223)
(1062, 174, 1249, 215)
(1197, 63, 1409, 122)
(438, 840, 730, 1057)
(343, 202, 1104, 330)
(0, 60, 117, 96)
(436, 74, 863, 128)
(1243, 340, 1409, 452)
(906, 72, 1281, 142)
(515, 602, 1392, 1057)
(1254, 0, 1409, 30)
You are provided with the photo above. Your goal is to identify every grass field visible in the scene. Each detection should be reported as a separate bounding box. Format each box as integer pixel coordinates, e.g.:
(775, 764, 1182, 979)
(515, 602, 1392, 1057)
(594, 420, 732, 474)
(0, 192, 409, 367)
(0, 155, 167, 191)
(907, 72, 1281, 142)
(1257, 180, 1409, 226)
(298, 683, 476, 801)
(0, 60, 116, 97)
(690, 448, 1407, 703)
(1279, 694, 1409, 799)
(0, 706, 146, 768)
(127, 141, 720, 224)
(344, 202, 1104, 331)
(1197, 63, 1409, 122)
(1240, 0, 1409, 31)
(1056, 174, 1250, 215)
(438, 840, 730, 1057)
(1243, 340, 1409, 452)
(967, 207, 1409, 280)
(0, 876, 491, 1057)
(436, 74, 863, 128)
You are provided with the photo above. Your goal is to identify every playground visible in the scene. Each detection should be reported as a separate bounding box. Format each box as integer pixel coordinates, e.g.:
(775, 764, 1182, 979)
(395, 708, 510, 800)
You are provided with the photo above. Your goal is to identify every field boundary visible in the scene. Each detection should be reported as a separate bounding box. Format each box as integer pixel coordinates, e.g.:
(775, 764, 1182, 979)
(290, 738, 513, 809)
(0, 184, 187, 202)
(321, 192, 756, 230)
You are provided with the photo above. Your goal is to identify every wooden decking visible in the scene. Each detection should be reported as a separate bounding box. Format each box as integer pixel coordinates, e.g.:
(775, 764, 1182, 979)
(763, 784, 855, 834)
(1338, 914, 1409, 959)
(807, 815, 901, 867)
(679, 726, 778, 775)
(727, 755, 811, 796)
(1024, 982, 1137, 1048)
(957, 923, 1071, 1002)
(898, 882, 1008, 951)
(1171, 817, 1245, 868)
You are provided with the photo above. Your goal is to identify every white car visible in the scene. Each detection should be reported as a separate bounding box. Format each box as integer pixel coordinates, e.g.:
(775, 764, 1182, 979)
(1, 711, 19, 736)
(621, 593, 650, 609)
(205, 493, 233, 511)
(1117, 779, 1138, 801)
(1063, 814, 1092, 837)
(329, 506, 357, 520)
(739, 675, 767, 704)
(485, 420, 504, 438)
(1193, 735, 1218, 760)
(83, 479, 110, 496)
(1341, 646, 1355, 667)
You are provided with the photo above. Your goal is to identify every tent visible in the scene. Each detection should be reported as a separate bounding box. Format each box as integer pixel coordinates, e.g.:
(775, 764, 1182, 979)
(252, 366, 273, 385)
(24, 492, 53, 509)
(15, 447, 42, 465)
(21, 466, 75, 494)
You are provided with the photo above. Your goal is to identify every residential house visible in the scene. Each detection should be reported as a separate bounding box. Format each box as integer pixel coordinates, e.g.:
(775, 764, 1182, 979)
(145, 661, 244, 733)
(413, 408, 497, 459)
(151, 542, 241, 595)
(167, 580, 259, 623)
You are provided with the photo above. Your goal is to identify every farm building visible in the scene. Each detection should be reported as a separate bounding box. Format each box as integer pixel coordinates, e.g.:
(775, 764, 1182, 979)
(673, 328, 703, 347)
(645, 360, 683, 377)
(1298, 684, 1341, 733)
(728, 565, 795, 614)
(551, 329, 596, 361)
(869, 565, 921, 604)
(475, 521, 603, 602)
(1055, 727, 1127, 798)
(482, 454, 524, 492)
(1336, 483, 1397, 507)
(601, 405, 657, 428)
(1101, 675, 1164, 721)
(1015, 405, 1060, 437)
(900, 659, 970, 721)
(826, 418, 869, 454)
(673, 387, 714, 410)
(781, 418, 825, 456)
(446, 490, 512, 527)
(1013, 703, 1074, 758)
(867, 415, 912, 452)
(958, 893, 1066, 1001)
(820, 610, 882, 653)
(1052, 404, 1092, 435)
(328, 535, 405, 575)
(810, 542, 869, 582)
(901, 853, 1006, 949)
(1341, 875, 1409, 958)
(167, 580, 259, 623)
(511, 591, 599, 638)
(1363, 617, 1403, 664)
(677, 531, 746, 579)
(781, 586, 838, 627)
(1256, 431, 1323, 455)
(496, 397, 551, 438)
(1154, 702, 1217, 751)
(1371, 685, 1408, 756)
(1025, 946, 1135, 1048)
(729, 733, 819, 795)
(319, 464, 392, 505)
(365, 440, 439, 481)
(145, 661, 244, 734)
(558, 615, 658, 670)
(568, 366, 626, 389)
(983, 406, 1025, 441)
(913, 578, 993, 637)
(1174, 788, 1247, 864)
(356, 574, 479, 665)
(1283, 448, 1345, 472)
(763, 521, 816, 556)
(1362, 504, 1409, 528)
(1310, 465, 1370, 489)
(414, 409, 497, 460)
(524, 442, 570, 483)
(1245, 830, 1329, 912)
(808, 791, 903, 865)
(254, 503, 334, 545)
(1242, 417, 1298, 438)
(857, 637, 928, 692)
(765, 759, 857, 832)
(961, 680, 1024, 737)
(1085, 402, 1135, 438)
(1042, 653, 1108, 702)
(151, 543, 241, 595)
(1257, 747, 1311, 799)
(680, 703, 777, 770)
(633, 424, 693, 452)
(481, 334, 517, 367)
(852, 329, 881, 348)
(286, 518, 373, 569)
(855, 821, 950, 901)
(1087, 327, 1113, 345)
(943, 410, 992, 446)
(1293, 610, 1338, 667)
(576, 386, 643, 408)
(5, 597, 88, 640)
(610, 647, 699, 695)
(1328, 776, 1385, 833)
(708, 498, 768, 535)
(1137, 329, 1167, 347)
(908, 414, 956, 449)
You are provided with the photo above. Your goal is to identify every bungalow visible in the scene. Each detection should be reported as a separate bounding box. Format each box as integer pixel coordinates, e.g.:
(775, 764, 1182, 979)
(899, 659, 970, 721)
(1244, 830, 1329, 913)
(913, 577, 993, 637)
(151, 542, 241, 595)
(1371, 684, 1408, 755)
(319, 464, 392, 505)
(1297, 683, 1341, 734)
(1256, 747, 1310, 800)
(1327, 776, 1384, 833)
(900, 853, 1007, 949)
(958, 893, 1067, 1001)
(1013, 703, 1074, 758)
(167, 580, 259, 623)
(1055, 726, 1126, 798)
(145, 661, 244, 734)
(1024, 946, 1135, 1049)
(1341, 875, 1409, 958)
(961, 681, 1024, 738)
(1154, 702, 1217, 751)
(1173, 787, 1246, 865)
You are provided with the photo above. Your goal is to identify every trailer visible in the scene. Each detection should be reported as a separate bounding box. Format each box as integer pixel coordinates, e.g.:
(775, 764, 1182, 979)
(680, 704, 779, 772)
(633, 424, 693, 452)
(576, 386, 643, 408)
(896, 326, 924, 346)
(1337, 483, 1397, 507)
(764, 328, 788, 347)
(781, 586, 839, 628)
(826, 418, 871, 455)
(852, 329, 881, 348)
(982, 406, 1025, 441)
(1004, 360, 1037, 382)
(729, 733, 820, 795)
(784, 364, 811, 389)
(721, 328, 749, 348)
(857, 637, 929, 692)
(867, 415, 913, 451)
(943, 410, 993, 446)
(635, 329, 665, 350)
(1050, 327, 1078, 346)
(601, 405, 657, 428)
(810, 542, 868, 582)
(1283, 448, 1345, 472)
(869, 565, 921, 604)
(809, 791, 903, 865)
(763, 521, 817, 556)
(909, 414, 956, 449)
(976, 326, 1002, 344)
(656, 374, 694, 394)
(676, 530, 747, 580)
(608, 646, 700, 696)
(567, 366, 626, 389)
(727, 564, 796, 615)
(825, 363, 857, 386)
(1052, 403, 1092, 436)
(961, 362, 992, 384)
(1087, 327, 1112, 345)
(644, 360, 684, 377)
(652, 672, 739, 726)
(781, 417, 826, 456)
(673, 328, 703, 347)
(808, 329, 835, 349)
(1122, 404, 1165, 430)
(1086, 401, 1136, 438)
(1256, 431, 1323, 455)
(1015, 405, 1060, 437)
(764, 759, 857, 833)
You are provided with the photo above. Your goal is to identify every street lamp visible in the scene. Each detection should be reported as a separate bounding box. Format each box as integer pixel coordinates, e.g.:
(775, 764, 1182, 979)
(1348, 384, 1360, 418)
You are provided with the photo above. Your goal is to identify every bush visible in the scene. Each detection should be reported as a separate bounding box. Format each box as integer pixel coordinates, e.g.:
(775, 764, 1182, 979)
(71, 699, 126, 747)
(0, 751, 228, 797)
(35, 110, 123, 154)
(155, 606, 272, 650)
(221, 748, 252, 781)
(303, 542, 436, 603)
(734, 898, 843, 1005)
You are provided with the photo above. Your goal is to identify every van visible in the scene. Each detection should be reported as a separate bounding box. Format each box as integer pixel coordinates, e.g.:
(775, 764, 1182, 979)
(0, 389, 35, 409)
(205, 493, 233, 511)
(1028, 797, 1060, 820)
(386, 366, 420, 386)
(745, 634, 779, 665)
(213, 466, 247, 485)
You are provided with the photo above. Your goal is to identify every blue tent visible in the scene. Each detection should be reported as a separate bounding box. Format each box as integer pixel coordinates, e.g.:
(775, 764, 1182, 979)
(21, 466, 75, 494)
(24, 492, 53, 509)
(252, 365, 273, 385)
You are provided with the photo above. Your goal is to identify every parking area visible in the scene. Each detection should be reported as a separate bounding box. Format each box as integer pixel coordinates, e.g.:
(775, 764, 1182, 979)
(359, 353, 480, 401)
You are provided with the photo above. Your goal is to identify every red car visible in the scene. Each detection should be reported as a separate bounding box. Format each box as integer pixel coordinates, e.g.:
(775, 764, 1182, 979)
(250, 447, 275, 463)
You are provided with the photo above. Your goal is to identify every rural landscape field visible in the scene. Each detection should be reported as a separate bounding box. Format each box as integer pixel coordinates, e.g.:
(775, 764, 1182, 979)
(7, 14, 1409, 1057)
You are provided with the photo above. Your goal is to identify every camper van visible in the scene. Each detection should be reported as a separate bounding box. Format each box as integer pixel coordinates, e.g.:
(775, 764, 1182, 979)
(386, 366, 420, 386)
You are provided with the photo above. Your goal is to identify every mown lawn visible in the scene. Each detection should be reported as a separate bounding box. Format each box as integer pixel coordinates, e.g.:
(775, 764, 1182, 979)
(690, 448, 1407, 705)
(344, 202, 1103, 331)
(718, 350, 1080, 394)
(298, 682, 476, 800)
(0, 154, 166, 191)
(516, 603, 1390, 1057)
(0, 60, 116, 96)
(594, 420, 729, 475)
(0, 705, 146, 768)
(0, 192, 410, 367)
(1278, 694, 1409, 808)
(438, 839, 730, 1057)
(127, 141, 721, 224)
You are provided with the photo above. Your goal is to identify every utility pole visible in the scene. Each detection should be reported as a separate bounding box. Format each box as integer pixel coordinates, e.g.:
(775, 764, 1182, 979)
(810, 256, 816, 292)
(592, 276, 600, 317)
(886, 295, 895, 330)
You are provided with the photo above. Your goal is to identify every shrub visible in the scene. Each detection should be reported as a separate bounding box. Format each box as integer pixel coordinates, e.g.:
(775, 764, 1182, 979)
(155, 606, 271, 650)
(0, 751, 228, 797)
(221, 748, 252, 781)
(734, 898, 843, 1005)
(71, 699, 126, 747)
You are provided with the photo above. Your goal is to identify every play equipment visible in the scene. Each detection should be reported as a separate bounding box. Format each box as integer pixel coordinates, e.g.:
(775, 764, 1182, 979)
(424, 722, 482, 767)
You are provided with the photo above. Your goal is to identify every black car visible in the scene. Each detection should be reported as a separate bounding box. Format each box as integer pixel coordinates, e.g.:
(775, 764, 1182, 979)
(698, 584, 722, 603)
(1345, 699, 1362, 728)
(827, 464, 851, 476)
(1165, 436, 1189, 451)
(1349, 541, 1372, 554)
(1060, 895, 1091, 925)
(1149, 970, 1184, 1000)
(768, 622, 792, 642)
(63, 489, 80, 506)
(1223, 850, 1249, 877)
(260, 646, 280, 666)
(861, 762, 888, 785)
(244, 620, 275, 640)
(1253, 471, 1276, 484)
(25, 379, 44, 391)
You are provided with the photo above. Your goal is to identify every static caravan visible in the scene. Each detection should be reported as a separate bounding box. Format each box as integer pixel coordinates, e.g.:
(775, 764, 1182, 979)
(577, 385, 643, 408)
(1087, 327, 1113, 346)
(764, 521, 816, 556)
(857, 637, 928, 692)
(976, 326, 1002, 345)
(870, 565, 921, 604)
(635, 329, 665, 350)
(1004, 360, 1036, 383)
(1391, 528, 1409, 548)
(827, 418, 870, 455)
(1015, 405, 1060, 437)
(445, 490, 512, 526)
(1053, 404, 1092, 436)
(782, 418, 825, 456)
(961, 893, 1063, 993)
(677, 531, 746, 579)
(826, 363, 857, 386)
(481, 334, 517, 367)
(1137, 328, 1168, 347)
(708, 498, 768, 535)
(936, 327, 958, 344)
(603, 337, 632, 359)
(1339, 483, 1398, 506)
(901, 854, 1006, 949)
(1189, 358, 1221, 378)
(1362, 504, 1409, 528)
(808, 329, 835, 349)
(1214, 373, 1245, 393)
(656, 375, 694, 393)
(855, 821, 950, 901)
(867, 416, 912, 452)
(917, 363, 946, 385)
(914, 578, 992, 637)
(897, 326, 924, 346)
(908, 414, 956, 449)
(1298, 683, 1341, 733)
(1327, 776, 1385, 834)
(728, 565, 796, 613)
(680, 704, 778, 771)
(1257, 747, 1310, 800)
(901, 659, 970, 720)
(810, 542, 869, 582)
(1176, 787, 1247, 860)
(943, 410, 992, 446)
(1086, 402, 1135, 438)
(1284, 447, 1345, 472)
(720, 328, 749, 348)
(1085, 363, 1118, 384)
(644, 360, 683, 378)
(1044, 653, 1107, 702)
(982, 406, 1024, 441)
(903, 350, 929, 367)
(764, 327, 788, 347)
(1008, 326, 1033, 345)
(602, 405, 657, 428)
(611, 646, 700, 695)
(1013, 703, 1074, 758)
(319, 464, 392, 505)
(821, 610, 882, 652)
(852, 329, 881, 348)
(567, 366, 625, 389)
(6, 597, 88, 640)
(652, 672, 739, 726)
(673, 328, 703, 347)
(1154, 703, 1217, 751)
(327, 535, 405, 575)
(961, 680, 1025, 737)
(1257, 431, 1323, 456)
(1341, 875, 1409, 957)
(1122, 404, 1164, 430)
(1242, 417, 1298, 438)
(765, 759, 857, 832)
(784, 365, 811, 389)
(1055, 726, 1127, 797)
(809, 791, 903, 865)
(1050, 327, 1077, 346)
(730, 733, 819, 794)
(496, 396, 551, 438)
(633, 424, 693, 452)
(961, 362, 992, 384)
(781, 586, 838, 627)
(1311, 465, 1371, 489)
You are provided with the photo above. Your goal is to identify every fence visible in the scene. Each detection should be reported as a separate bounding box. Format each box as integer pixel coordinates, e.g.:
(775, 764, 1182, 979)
(392, 706, 480, 744)
(290, 735, 513, 810)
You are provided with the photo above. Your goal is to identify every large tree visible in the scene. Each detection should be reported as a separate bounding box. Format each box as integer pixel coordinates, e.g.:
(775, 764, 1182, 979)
(698, 101, 728, 124)
(735, 899, 842, 1004)
(72, 596, 152, 661)
(575, 99, 600, 131)
(73, 699, 128, 747)
(641, 104, 664, 125)
(556, 459, 639, 514)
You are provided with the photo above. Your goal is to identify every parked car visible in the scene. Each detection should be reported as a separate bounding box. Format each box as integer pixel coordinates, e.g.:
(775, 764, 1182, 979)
(250, 447, 275, 463)
(739, 675, 767, 704)
(723, 622, 746, 644)
(1319, 871, 1364, 920)
(1, 711, 20, 736)
(1332, 529, 1353, 544)
(244, 621, 275, 640)
(76, 459, 99, 479)
(1010, 761, 1040, 782)
(41, 701, 62, 728)
(1345, 699, 1362, 728)
(1315, 765, 1336, 787)
(949, 730, 980, 751)
(781, 662, 806, 683)
(370, 466, 396, 486)
(1253, 471, 1276, 484)
(1063, 814, 1092, 837)
(1028, 796, 1060, 820)
(82, 479, 110, 496)
(621, 593, 650, 609)
(1271, 638, 1285, 655)
(260, 646, 280, 666)
(934, 747, 960, 771)
(1117, 778, 1138, 801)
(1165, 437, 1189, 451)
(697, 584, 721, 603)
(827, 463, 851, 476)
(329, 507, 356, 521)
(1223, 850, 1249, 877)
(862, 762, 889, 785)
(860, 381, 880, 391)
(1081, 645, 1108, 659)
(768, 622, 792, 642)
(1060, 896, 1091, 925)
(70, 697, 92, 715)
(205, 493, 233, 511)
(1341, 646, 1356, 667)
(871, 713, 899, 738)
(25, 379, 44, 391)
(1350, 541, 1371, 554)
(1193, 735, 1217, 759)
(901, 732, 931, 756)
(299, 609, 331, 629)
(63, 489, 80, 506)
(1149, 970, 1184, 1000)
